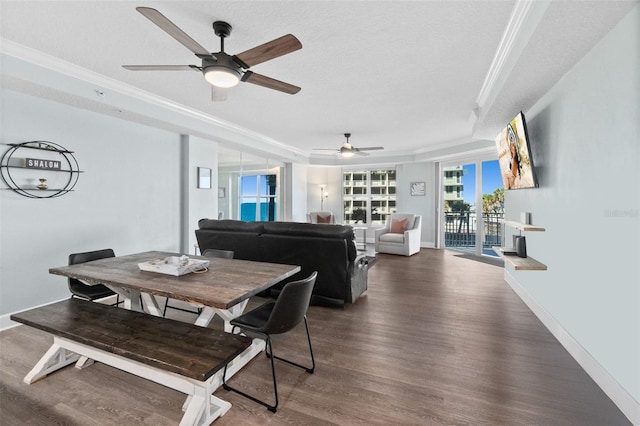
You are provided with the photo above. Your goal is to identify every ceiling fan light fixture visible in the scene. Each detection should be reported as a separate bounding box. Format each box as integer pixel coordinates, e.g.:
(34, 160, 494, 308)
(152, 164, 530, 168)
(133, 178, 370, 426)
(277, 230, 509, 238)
(204, 66, 241, 88)
(341, 150, 355, 158)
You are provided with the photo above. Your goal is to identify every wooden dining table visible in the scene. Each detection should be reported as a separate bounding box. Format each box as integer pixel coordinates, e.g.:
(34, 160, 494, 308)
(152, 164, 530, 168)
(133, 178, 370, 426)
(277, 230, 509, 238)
(49, 250, 301, 329)
(49, 250, 301, 382)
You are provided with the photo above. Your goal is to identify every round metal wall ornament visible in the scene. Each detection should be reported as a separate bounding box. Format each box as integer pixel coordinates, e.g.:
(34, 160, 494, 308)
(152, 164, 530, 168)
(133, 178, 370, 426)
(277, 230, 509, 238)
(0, 141, 82, 198)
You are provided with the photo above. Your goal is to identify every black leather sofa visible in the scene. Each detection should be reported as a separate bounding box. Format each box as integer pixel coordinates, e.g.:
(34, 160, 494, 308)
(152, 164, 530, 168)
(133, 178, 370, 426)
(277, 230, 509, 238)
(195, 219, 370, 306)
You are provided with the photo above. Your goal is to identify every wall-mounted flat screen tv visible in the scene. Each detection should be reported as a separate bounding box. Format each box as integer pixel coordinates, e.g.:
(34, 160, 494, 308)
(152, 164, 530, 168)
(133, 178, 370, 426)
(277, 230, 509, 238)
(495, 111, 538, 190)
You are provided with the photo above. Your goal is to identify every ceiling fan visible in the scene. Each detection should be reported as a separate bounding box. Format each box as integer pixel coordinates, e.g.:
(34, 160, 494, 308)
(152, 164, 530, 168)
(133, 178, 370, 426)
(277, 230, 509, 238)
(313, 133, 384, 158)
(122, 7, 302, 101)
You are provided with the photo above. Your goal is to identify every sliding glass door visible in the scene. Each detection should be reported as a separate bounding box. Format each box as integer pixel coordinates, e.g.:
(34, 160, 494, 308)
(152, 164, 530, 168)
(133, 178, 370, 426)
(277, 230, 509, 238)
(443, 164, 476, 252)
(440, 159, 503, 257)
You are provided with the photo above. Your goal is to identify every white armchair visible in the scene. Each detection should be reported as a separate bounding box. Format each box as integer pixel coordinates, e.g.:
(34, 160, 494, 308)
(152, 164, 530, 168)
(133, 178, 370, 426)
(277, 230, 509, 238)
(374, 213, 422, 256)
(307, 211, 336, 224)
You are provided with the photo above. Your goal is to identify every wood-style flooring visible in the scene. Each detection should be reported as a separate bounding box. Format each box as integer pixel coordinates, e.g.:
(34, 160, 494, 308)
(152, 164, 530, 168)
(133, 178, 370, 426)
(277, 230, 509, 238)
(0, 249, 631, 425)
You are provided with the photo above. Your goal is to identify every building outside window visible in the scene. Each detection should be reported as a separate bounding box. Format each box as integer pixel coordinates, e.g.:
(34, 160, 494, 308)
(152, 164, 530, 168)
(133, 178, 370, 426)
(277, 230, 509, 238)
(343, 169, 396, 226)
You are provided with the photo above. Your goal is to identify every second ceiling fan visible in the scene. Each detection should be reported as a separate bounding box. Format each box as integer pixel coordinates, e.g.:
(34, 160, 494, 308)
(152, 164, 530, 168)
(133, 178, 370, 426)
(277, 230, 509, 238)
(123, 7, 302, 101)
(313, 133, 384, 158)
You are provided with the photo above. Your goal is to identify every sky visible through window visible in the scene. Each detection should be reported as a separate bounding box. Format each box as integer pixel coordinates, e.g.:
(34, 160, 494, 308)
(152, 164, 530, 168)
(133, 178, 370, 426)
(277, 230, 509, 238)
(461, 160, 503, 206)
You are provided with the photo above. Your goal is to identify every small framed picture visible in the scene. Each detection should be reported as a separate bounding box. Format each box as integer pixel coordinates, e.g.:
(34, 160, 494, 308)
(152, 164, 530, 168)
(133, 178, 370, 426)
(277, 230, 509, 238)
(410, 181, 426, 196)
(218, 187, 226, 198)
(197, 167, 211, 189)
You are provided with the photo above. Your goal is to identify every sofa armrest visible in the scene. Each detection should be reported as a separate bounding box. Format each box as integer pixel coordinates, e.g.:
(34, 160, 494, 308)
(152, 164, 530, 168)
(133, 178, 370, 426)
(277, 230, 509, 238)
(347, 254, 369, 303)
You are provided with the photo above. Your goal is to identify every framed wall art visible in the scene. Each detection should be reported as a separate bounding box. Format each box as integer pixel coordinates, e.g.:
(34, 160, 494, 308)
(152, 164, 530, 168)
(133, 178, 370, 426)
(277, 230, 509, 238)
(410, 181, 426, 196)
(197, 167, 211, 189)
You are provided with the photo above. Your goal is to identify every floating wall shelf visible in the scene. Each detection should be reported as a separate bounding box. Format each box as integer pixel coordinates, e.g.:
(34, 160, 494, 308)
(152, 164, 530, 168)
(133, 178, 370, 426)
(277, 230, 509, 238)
(494, 220, 547, 271)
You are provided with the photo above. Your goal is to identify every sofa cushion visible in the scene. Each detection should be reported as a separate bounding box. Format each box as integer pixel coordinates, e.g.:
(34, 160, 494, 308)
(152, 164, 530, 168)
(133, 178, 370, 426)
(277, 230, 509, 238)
(198, 219, 265, 233)
(262, 222, 353, 239)
(390, 218, 408, 233)
(262, 222, 357, 261)
(379, 233, 405, 243)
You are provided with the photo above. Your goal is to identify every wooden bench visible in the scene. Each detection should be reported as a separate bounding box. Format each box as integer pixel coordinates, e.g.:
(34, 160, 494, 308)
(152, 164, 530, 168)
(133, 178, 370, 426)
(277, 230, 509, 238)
(11, 298, 252, 426)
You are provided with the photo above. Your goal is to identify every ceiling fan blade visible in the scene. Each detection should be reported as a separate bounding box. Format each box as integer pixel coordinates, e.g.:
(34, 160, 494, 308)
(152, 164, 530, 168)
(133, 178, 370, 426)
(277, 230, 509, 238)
(356, 146, 384, 151)
(242, 71, 301, 94)
(234, 34, 302, 68)
(122, 65, 199, 71)
(136, 7, 211, 57)
(211, 86, 228, 102)
(312, 148, 339, 152)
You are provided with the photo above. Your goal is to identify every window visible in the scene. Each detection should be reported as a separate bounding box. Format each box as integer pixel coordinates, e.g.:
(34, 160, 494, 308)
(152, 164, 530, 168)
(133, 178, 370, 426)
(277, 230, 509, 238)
(240, 174, 277, 221)
(343, 169, 396, 225)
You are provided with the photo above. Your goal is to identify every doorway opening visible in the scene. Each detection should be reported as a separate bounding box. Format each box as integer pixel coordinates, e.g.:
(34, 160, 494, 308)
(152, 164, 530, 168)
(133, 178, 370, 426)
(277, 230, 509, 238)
(440, 159, 503, 257)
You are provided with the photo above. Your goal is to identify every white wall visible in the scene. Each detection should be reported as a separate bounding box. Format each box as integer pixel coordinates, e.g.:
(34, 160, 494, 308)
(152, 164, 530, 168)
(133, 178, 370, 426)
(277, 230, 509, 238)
(306, 166, 342, 222)
(505, 5, 639, 421)
(0, 89, 182, 326)
(186, 136, 218, 253)
(396, 161, 436, 246)
(288, 162, 308, 222)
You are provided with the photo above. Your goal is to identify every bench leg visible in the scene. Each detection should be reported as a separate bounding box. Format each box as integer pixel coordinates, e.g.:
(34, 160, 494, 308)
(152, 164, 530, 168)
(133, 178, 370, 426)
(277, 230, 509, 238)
(180, 380, 232, 426)
(24, 343, 80, 384)
(75, 356, 94, 369)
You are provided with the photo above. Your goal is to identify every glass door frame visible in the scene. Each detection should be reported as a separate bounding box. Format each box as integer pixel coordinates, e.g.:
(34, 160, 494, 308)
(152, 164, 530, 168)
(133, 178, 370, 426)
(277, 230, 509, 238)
(436, 152, 498, 256)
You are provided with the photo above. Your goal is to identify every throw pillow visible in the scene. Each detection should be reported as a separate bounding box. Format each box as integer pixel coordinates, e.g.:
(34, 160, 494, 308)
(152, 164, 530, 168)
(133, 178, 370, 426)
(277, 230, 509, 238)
(390, 218, 408, 233)
(317, 214, 332, 224)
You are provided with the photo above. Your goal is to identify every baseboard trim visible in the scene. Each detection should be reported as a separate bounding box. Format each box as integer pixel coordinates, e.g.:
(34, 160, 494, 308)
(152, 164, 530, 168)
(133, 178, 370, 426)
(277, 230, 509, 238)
(504, 269, 639, 425)
(1, 296, 72, 332)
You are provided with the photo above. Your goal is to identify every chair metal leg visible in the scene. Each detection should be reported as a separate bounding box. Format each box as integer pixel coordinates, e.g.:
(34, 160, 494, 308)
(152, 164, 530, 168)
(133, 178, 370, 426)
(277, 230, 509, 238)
(223, 335, 279, 412)
(266, 316, 315, 373)
(163, 297, 203, 317)
(223, 317, 315, 412)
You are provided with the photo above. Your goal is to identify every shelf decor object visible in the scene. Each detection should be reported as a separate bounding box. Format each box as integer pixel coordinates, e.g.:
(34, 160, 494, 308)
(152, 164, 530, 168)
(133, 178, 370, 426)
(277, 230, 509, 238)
(493, 219, 547, 271)
(0, 141, 82, 198)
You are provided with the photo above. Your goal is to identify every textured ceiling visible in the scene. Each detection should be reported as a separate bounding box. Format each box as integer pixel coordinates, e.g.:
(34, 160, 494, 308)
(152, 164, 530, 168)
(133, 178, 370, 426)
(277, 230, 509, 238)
(1, 1, 637, 164)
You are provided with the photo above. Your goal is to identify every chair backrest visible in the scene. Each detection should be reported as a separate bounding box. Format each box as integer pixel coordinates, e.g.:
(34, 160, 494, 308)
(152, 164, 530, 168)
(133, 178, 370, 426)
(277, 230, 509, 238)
(263, 271, 317, 335)
(307, 211, 335, 224)
(202, 248, 234, 259)
(68, 248, 115, 291)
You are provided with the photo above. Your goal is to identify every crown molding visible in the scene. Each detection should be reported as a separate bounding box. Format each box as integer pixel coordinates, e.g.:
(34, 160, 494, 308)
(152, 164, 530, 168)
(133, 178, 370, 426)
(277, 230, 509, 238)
(472, 0, 551, 124)
(0, 38, 307, 160)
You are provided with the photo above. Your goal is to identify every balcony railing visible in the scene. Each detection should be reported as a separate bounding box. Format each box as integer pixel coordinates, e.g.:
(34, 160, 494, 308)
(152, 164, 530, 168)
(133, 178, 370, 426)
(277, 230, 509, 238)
(444, 211, 504, 256)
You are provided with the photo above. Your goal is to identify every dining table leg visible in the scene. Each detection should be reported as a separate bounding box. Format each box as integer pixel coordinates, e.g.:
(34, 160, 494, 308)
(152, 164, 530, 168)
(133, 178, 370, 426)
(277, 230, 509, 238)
(140, 292, 163, 316)
(193, 300, 248, 329)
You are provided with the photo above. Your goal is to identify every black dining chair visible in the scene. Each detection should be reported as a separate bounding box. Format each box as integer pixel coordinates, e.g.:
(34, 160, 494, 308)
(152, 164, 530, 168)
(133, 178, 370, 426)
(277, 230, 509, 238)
(162, 249, 235, 317)
(222, 271, 317, 413)
(68, 248, 120, 306)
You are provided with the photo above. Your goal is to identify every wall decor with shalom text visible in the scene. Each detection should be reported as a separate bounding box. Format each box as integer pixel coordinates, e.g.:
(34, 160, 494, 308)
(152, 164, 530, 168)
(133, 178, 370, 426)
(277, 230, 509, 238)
(0, 141, 82, 198)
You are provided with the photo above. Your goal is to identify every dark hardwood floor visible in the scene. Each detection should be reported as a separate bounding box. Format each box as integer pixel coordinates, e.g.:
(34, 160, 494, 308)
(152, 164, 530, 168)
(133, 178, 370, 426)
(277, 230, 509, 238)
(0, 249, 631, 425)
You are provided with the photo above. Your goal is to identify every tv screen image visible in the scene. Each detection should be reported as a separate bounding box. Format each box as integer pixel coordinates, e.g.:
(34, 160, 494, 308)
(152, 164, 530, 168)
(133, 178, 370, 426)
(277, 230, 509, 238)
(495, 111, 538, 190)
